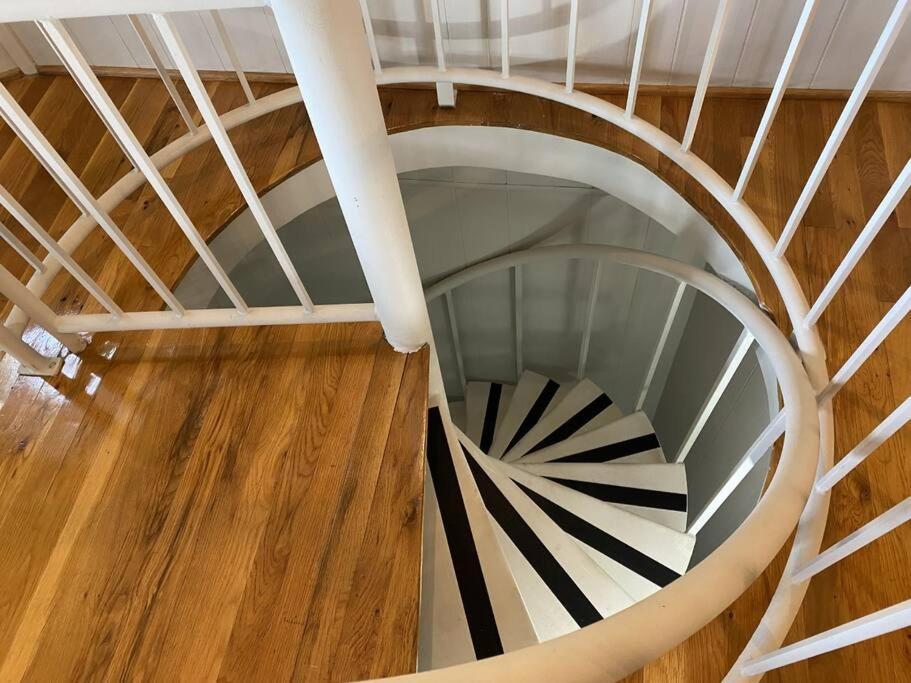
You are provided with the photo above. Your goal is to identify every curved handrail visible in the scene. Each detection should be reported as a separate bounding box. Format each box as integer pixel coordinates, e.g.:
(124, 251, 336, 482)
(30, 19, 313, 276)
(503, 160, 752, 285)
(407, 244, 821, 681)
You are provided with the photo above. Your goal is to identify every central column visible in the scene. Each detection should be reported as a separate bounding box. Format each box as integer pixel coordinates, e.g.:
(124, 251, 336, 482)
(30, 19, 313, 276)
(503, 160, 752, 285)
(270, 0, 432, 355)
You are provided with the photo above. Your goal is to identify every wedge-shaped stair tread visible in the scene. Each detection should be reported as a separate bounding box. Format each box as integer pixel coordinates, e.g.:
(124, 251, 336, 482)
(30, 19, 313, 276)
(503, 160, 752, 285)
(518, 461, 688, 532)
(421, 408, 536, 669)
(456, 428, 633, 640)
(519, 411, 664, 465)
(465, 381, 515, 452)
(502, 379, 623, 462)
(496, 460, 694, 599)
(488, 371, 562, 460)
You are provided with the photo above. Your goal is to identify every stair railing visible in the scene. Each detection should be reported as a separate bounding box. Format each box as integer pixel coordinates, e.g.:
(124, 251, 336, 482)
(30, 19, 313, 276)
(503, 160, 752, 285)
(0, 0, 906, 678)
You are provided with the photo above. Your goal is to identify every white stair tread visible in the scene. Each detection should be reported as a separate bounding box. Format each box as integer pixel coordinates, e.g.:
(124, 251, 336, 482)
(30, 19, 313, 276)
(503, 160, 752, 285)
(518, 461, 688, 532)
(456, 427, 634, 627)
(465, 381, 515, 453)
(421, 409, 536, 669)
(419, 489, 477, 669)
(518, 412, 664, 465)
(488, 371, 561, 460)
(495, 460, 694, 600)
(502, 379, 623, 462)
(491, 521, 580, 641)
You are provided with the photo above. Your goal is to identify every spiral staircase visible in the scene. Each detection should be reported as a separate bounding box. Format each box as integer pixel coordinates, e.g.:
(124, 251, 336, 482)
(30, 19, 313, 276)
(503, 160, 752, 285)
(0, 0, 908, 680)
(421, 372, 694, 668)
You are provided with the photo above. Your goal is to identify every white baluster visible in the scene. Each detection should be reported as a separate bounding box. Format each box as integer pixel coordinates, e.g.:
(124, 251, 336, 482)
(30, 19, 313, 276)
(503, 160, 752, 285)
(775, 0, 910, 256)
(42, 18, 249, 314)
(626, 0, 653, 117)
(128, 14, 197, 134)
(741, 599, 911, 675)
(680, 0, 731, 152)
(0, 81, 184, 314)
(733, 0, 818, 200)
(210, 10, 255, 105)
(153, 13, 313, 312)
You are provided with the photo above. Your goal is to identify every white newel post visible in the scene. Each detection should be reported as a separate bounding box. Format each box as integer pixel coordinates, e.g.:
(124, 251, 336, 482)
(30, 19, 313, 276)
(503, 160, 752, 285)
(270, 0, 445, 401)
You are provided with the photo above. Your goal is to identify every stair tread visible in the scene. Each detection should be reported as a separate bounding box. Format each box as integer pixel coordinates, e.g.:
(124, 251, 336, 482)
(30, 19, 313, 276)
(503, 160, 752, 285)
(487, 371, 562, 460)
(501, 378, 624, 462)
(517, 411, 664, 465)
(518, 461, 688, 532)
(456, 427, 634, 638)
(421, 408, 536, 669)
(465, 381, 515, 453)
(495, 459, 694, 600)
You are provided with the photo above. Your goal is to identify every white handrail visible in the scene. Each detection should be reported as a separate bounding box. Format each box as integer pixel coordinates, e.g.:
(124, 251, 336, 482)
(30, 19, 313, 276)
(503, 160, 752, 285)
(0, 1, 265, 22)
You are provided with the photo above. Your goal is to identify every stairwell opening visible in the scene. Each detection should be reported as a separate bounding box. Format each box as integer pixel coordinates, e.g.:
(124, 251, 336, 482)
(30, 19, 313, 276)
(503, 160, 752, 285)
(175, 126, 777, 608)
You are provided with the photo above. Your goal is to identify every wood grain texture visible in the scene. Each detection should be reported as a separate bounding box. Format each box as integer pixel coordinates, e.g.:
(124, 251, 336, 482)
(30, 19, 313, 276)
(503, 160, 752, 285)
(0, 321, 428, 681)
(0, 73, 907, 680)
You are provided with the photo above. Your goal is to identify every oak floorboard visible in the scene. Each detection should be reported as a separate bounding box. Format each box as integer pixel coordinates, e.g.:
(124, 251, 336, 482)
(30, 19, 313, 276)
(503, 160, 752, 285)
(0, 323, 428, 681)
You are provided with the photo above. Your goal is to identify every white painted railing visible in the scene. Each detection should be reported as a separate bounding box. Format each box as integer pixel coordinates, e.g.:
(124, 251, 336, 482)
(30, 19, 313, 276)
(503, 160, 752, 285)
(0, 0, 907, 679)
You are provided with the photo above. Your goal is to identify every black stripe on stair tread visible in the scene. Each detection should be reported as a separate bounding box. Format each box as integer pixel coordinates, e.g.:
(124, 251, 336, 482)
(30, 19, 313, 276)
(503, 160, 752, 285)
(514, 481, 682, 588)
(528, 393, 614, 454)
(504, 379, 560, 454)
(462, 445, 602, 628)
(547, 433, 661, 464)
(479, 383, 502, 453)
(544, 476, 687, 512)
(426, 408, 504, 660)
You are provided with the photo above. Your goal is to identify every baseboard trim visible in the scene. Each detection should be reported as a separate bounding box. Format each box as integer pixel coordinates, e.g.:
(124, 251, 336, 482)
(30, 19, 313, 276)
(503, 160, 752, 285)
(30, 64, 911, 102)
(0, 67, 22, 83)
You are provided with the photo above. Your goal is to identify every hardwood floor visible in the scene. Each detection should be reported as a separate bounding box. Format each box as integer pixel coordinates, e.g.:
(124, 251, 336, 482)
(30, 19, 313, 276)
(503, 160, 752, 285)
(0, 321, 428, 681)
(0, 73, 907, 680)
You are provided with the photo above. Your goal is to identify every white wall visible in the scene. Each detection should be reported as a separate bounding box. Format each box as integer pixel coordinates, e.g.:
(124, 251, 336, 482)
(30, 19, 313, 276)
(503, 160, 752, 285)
(3, 0, 910, 89)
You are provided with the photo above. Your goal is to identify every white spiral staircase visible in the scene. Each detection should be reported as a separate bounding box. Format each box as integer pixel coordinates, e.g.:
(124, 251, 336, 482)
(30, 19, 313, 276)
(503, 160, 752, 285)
(420, 371, 694, 669)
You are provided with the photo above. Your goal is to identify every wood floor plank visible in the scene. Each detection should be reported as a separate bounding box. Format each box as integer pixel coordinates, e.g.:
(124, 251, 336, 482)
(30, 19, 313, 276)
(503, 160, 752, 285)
(0, 323, 427, 681)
